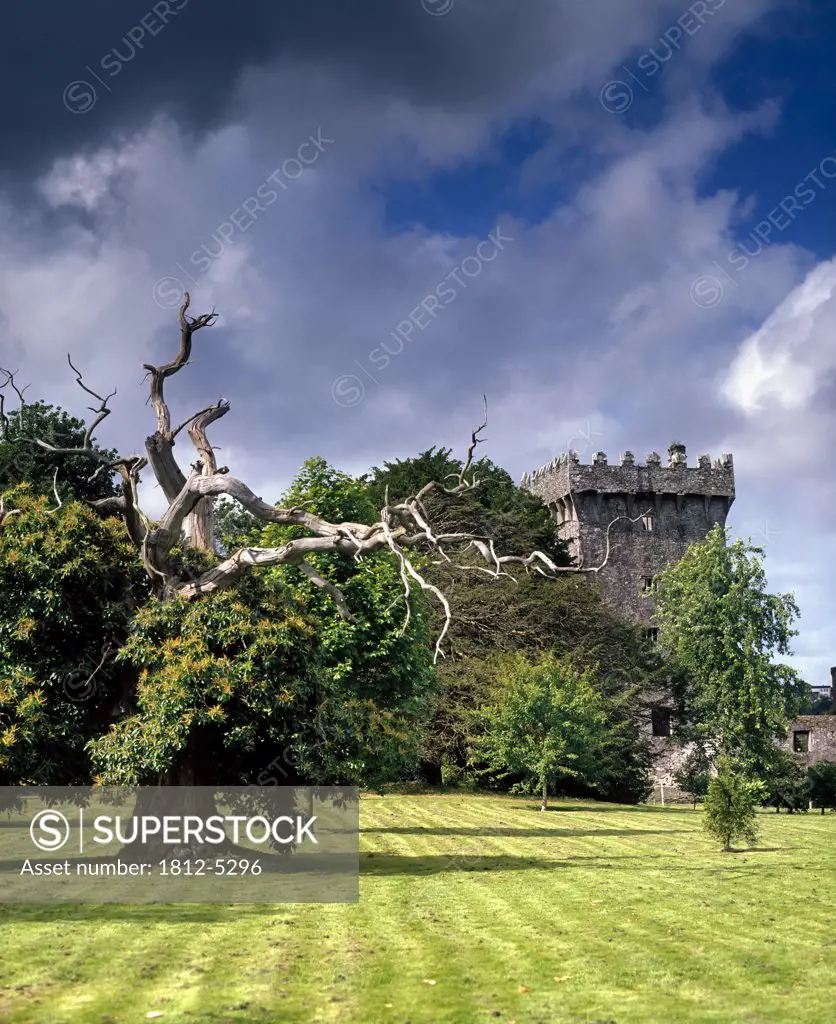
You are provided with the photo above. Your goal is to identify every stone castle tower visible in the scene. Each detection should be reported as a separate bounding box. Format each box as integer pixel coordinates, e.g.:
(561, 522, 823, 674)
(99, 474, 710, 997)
(521, 443, 735, 624)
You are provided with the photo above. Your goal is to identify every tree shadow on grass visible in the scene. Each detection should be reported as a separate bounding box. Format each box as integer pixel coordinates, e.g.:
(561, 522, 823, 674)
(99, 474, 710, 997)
(539, 804, 700, 814)
(361, 826, 694, 838)
(0, 846, 800, 927)
(358, 852, 674, 875)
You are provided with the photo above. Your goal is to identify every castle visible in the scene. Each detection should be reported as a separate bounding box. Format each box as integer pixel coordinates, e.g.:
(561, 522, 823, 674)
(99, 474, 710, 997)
(522, 442, 734, 798)
(522, 442, 836, 798)
(521, 442, 735, 626)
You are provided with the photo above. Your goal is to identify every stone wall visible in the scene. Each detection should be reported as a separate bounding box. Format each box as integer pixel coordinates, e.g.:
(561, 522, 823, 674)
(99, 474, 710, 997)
(778, 716, 836, 767)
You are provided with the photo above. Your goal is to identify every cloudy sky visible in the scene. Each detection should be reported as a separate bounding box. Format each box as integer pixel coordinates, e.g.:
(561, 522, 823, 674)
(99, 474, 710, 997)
(1, 0, 834, 683)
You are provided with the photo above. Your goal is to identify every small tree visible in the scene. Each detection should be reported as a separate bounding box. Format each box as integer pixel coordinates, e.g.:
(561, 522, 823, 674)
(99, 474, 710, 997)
(469, 653, 608, 810)
(702, 758, 760, 851)
(673, 746, 711, 809)
(808, 762, 836, 815)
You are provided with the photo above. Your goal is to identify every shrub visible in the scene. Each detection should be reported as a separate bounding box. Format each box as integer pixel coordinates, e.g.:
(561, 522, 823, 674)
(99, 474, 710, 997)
(808, 762, 836, 814)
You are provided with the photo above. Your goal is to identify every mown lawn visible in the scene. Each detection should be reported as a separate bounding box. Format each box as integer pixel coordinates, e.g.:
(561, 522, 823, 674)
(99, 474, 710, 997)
(0, 793, 834, 1024)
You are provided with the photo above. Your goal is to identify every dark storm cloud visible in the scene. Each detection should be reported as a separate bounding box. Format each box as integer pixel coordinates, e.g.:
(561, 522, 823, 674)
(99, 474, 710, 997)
(3, 0, 579, 182)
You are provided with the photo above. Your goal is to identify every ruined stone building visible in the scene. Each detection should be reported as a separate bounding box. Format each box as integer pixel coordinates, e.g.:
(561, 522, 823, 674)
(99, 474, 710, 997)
(522, 441, 835, 797)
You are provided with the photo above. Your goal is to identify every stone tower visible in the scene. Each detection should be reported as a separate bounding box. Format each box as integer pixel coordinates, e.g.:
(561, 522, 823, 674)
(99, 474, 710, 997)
(521, 443, 735, 625)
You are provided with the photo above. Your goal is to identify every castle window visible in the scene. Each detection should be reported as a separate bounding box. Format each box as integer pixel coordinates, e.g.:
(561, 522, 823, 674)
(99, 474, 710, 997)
(640, 514, 655, 532)
(651, 708, 671, 737)
(793, 730, 810, 753)
(644, 627, 659, 643)
(642, 575, 654, 591)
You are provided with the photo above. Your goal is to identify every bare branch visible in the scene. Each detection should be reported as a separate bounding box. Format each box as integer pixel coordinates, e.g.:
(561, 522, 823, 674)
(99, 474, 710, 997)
(142, 292, 221, 520)
(0, 366, 31, 438)
(45, 468, 62, 514)
(66, 354, 118, 449)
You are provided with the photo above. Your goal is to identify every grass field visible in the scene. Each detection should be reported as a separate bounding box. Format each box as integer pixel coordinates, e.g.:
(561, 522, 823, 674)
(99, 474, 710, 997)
(0, 793, 834, 1024)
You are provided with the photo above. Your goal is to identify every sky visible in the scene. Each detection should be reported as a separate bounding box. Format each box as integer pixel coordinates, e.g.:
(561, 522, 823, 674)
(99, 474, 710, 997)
(1, 0, 834, 684)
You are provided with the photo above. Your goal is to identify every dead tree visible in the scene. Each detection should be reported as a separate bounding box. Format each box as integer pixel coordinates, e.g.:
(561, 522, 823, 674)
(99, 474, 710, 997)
(0, 294, 649, 661)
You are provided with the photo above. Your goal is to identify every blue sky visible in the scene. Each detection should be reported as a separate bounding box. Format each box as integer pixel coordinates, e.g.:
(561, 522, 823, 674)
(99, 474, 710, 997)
(1, 0, 834, 683)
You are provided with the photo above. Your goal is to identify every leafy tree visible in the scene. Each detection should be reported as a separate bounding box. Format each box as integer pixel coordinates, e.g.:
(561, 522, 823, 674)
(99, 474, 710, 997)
(469, 653, 609, 810)
(702, 758, 761, 851)
(249, 457, 438, 788)
(91, 458, 438, 790)
(807, 762, 836, 815)
(0, 398, 119, 503)
(421, 572, 657, 801)
(673, 746, 712, 809)
(365, 447, 566, 562)
(367, 450, 658, 800)
(89, 575, 323, 786)
(761, 749, 809, 813)
(0, 484, 146, 784)
(653, 524, 805, 772)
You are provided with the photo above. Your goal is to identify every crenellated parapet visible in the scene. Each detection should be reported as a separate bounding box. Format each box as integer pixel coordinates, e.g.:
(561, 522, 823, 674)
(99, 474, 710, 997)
(520, 442, 734, 502)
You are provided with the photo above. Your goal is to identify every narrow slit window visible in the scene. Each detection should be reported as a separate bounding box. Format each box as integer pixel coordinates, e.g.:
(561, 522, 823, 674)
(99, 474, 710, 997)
(641, 514, 655, 532)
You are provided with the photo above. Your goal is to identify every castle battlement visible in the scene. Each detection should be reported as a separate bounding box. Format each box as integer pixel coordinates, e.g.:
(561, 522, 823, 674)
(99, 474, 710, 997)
(520, 441, 735, 628)
(520, 443, 734, 499)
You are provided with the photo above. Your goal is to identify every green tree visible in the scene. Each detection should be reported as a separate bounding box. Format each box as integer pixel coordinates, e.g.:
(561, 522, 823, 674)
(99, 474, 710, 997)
(422, 572, 657, 802)
(807, 762, 836, 815)
(702, 758, 761, 851)
(367, 448, 656, 801)
(0, 484, 146, 784)
(761, 749, 810, 813)
(91, 458, 438, 790)
(0, 398, 119, 503)
(250, 457, 438, 788)
(365, 447, 565, 561)
(673, 746, 712, 809)
(653, 524, 805, 772)
(469, 653, 609, 810)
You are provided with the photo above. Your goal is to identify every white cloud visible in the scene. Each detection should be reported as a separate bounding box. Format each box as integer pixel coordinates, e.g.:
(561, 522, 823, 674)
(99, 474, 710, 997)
(722, 258, 836, 413)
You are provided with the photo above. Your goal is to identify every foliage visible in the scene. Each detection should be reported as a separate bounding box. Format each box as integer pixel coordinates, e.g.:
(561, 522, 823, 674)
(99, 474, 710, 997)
(93, 458, 439, 789)
(469, 653, 609, 808)
(653, 524, 806, 771)
(88, 576, 323, 785)
(673, 746, 712, 808)
(0, 485, 146, 784)
(423, 573, 658, 802)
(364, 447, 566, 561)
(0, 400, 119, 503)
(702, 757, 761, 851)
(807, 761, 836, 814)
(761, 749, 810, 813)
(255, 457, 438, 787)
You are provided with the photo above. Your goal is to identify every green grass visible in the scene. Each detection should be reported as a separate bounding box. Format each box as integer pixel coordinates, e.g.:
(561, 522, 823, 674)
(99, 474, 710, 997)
(0, 794, 834, 1023)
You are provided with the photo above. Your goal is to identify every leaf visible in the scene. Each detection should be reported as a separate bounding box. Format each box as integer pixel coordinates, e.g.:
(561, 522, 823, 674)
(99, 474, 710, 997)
(421, 978, 437, 985)
(518, 985, 529, 993)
